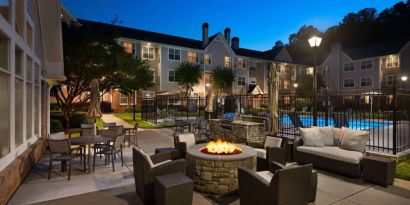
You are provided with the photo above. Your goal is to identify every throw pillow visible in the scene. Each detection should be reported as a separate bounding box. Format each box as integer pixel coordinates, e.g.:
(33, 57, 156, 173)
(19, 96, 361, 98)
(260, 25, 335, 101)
(333, 127, 345, 145)
(339, 128, 370, 152)
(264, 136, 282, 148)
(318, 126, 334, 146)
(299, 127, 324, 147)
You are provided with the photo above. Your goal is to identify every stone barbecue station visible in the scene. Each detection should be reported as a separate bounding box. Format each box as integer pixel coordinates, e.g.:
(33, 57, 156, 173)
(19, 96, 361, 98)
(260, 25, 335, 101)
(209, 118, 265, 145)
(186, 143, 257, 195)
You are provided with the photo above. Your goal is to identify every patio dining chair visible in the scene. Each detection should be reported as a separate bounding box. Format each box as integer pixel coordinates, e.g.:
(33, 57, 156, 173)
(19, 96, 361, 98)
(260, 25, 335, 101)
(47, 138, 82, 180)
(93, 135, 125, 172)
(49, 132, 84, 162)
(103, 122, 116, 128)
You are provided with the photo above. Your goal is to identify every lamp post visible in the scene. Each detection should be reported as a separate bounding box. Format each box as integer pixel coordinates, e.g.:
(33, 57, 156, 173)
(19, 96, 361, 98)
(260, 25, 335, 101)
(308, 36, 322, 126)
(293, 83, 298, 110)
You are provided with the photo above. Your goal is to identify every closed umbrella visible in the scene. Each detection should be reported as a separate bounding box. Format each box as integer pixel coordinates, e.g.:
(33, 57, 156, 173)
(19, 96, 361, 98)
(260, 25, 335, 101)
(268, 64, 280, 134)
(87, 79, 102, 135)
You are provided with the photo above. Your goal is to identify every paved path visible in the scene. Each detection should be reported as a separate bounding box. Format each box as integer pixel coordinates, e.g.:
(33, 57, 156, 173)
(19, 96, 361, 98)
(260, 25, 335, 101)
(101, 113, 133, 128)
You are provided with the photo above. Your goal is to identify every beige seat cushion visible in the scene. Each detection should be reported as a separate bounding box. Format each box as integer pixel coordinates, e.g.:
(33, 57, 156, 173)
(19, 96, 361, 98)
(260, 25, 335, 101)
(299, 127, 324, 147)
(264, 136, 282, 148)
(318, 126, 334, 146)
(178, 133, 196, 148)
(256, 170, 273, 183)
(333, 127, 345, 145)
(138, 148, 155, 168)
(49, 132, 65, 140)
(255, 148, 266, 159)
(297, 146, 363, 164)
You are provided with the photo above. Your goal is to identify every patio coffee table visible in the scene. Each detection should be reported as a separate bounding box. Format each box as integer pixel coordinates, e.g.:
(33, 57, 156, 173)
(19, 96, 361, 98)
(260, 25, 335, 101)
(70, 135, 113, 173)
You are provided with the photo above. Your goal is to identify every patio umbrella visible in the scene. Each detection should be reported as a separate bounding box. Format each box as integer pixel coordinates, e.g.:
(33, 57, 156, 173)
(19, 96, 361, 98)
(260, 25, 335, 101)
(268, 64, 280, 134)
(87, 79, 102, 135)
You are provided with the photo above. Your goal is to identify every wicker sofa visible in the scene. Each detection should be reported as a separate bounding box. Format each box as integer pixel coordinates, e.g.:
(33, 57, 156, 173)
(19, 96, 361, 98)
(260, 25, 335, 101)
(293, 127, 369, 177)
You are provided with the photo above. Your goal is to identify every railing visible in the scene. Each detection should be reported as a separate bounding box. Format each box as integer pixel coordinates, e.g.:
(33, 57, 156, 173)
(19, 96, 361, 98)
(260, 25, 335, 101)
(141, 89, 410, 155)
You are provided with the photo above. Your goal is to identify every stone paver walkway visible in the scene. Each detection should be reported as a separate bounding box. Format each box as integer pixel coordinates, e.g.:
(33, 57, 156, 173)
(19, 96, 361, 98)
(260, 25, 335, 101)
(101, 113, 133, 128)
(8, 115, 410, 205)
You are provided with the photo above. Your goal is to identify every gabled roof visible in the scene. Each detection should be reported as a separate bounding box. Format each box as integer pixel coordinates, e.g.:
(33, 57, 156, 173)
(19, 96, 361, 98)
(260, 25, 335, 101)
(77, 19, 289, 62)
(234, 47, 285, 61)
(79, 19, 205, 49)
(343, 38, 410, 60)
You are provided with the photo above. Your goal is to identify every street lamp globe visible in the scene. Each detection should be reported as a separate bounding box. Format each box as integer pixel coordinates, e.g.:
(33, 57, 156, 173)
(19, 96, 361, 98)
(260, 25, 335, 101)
(401, 75, 408, 82)
(308, 36, 322, 47)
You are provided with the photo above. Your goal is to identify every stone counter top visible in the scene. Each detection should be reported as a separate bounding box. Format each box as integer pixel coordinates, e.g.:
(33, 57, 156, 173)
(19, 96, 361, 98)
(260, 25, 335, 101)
(231, 120, 263, 126)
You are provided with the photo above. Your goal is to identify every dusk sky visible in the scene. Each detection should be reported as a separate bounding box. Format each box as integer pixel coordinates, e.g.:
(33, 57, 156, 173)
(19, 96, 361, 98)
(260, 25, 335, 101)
(62, 0, 402, 51)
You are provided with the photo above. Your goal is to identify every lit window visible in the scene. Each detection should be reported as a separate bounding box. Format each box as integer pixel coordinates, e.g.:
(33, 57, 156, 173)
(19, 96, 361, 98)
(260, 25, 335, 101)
(224, 56, 232, 68)
(360, 60, 372, 70)
(237, 58, 245, 68)
(237, 76, 246, 86)
(343, 79, 354, 88)
(284, 67, 290, 75)
(0, 0, 11, 22)
(344, 63, 354, 72)
(284, 80, 290, 89)
(360, 77, 372, 87)
(363, 96, 370, 104)
(122, 42, 134, 55)
(306, 67, 314, 75)
(187, 52, 198, 64)
(142, 46, 154, 60)
(284, 96, 290, 104)
(168, 48, 181, 61)
(150, 69, 155, 82)
(386, 75, 398, 87)
(119, 93, 128, 105)
(204, 54, 211, 65)
(386, 56, 399, 68)
(168, 70, 176, 82)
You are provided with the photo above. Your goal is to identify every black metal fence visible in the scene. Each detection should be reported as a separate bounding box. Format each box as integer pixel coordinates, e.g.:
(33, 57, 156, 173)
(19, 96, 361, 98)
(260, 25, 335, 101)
(142, 89, 410, 154)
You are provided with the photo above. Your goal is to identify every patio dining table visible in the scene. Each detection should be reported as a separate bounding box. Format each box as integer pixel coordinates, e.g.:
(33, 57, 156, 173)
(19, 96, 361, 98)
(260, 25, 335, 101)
(70, 135, 113, 173)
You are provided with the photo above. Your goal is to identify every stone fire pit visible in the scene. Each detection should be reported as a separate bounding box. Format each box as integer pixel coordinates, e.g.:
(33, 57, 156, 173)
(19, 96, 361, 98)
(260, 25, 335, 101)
(186, 143, 256, 195)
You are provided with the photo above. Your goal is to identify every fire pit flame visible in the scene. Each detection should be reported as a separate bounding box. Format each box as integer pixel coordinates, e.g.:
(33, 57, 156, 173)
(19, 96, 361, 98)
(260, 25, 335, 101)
(200, 140, 242, 155)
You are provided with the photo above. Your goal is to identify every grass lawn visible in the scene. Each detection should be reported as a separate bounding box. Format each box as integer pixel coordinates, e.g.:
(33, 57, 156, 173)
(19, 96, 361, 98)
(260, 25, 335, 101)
(396, 157, 410, 180)
(114, 112, 170, 129)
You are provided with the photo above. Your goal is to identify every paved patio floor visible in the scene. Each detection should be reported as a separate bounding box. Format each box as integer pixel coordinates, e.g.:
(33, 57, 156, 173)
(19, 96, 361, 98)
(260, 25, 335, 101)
(8, 120, 410, 204)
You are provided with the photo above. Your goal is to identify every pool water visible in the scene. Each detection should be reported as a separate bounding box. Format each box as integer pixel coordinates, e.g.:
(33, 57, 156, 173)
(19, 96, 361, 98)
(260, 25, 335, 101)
(281, 115, 393, 130)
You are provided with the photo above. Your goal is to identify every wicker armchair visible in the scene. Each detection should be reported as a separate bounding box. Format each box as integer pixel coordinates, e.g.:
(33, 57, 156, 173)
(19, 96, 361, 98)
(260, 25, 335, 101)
(174, 133, 208, 158)
(248, 135, 287, 171)
(133, 147, 187, 205)
(238, 163, 313, 205)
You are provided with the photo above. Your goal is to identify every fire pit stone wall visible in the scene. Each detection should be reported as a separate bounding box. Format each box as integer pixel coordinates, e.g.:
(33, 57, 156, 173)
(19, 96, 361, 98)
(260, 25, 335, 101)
(209, 119, 264, 145)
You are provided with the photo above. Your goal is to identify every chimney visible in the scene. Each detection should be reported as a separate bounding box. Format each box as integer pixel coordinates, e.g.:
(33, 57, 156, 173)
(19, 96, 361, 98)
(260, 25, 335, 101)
(202, 22, 209, 47)
(231, 37, 239, 49)
(224, 27, 231, 45)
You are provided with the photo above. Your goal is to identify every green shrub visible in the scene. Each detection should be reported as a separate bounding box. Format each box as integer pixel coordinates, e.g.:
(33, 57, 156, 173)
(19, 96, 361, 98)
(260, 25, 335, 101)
(50, 103, 61, 111)
(50, 111, 89, 129)
(124, 104, 141, 113)
(50, 119, 63, 133)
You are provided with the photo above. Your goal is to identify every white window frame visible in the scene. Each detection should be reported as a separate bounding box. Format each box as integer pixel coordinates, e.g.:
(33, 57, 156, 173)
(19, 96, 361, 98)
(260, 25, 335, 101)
(168, 48, 181, 61)
(204, 54, 211, 65)
(142, 45, 155, 60)
(119, 93, 128, 105)
(237, 76, 246, 86)
(343, 78, 355, 88)
(386, 75, 399, 87)
(168, 69, 176, 82)
(360, 77, 372, 87)
(224, 56, 232, 68)
(187, 51, 198, 64)
(343, 63, 354, 72)
(386, 56, 399, 68)
(150, 69, 155, 83)
(360, 60, 372, 70)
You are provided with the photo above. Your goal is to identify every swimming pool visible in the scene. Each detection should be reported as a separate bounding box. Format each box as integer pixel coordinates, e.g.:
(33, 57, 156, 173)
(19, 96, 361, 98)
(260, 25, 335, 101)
(281, 115, 393, 130)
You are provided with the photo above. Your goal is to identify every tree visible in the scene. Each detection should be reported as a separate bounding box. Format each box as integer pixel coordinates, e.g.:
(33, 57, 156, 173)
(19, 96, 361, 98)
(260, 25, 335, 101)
(211, 66, 235, 96)
(117, 56, 154, 120)
(174, 62, 202, 96)
(295, 74, 325, 96)
(273, 40, 284, 49)
(53, 22, 137, 129)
